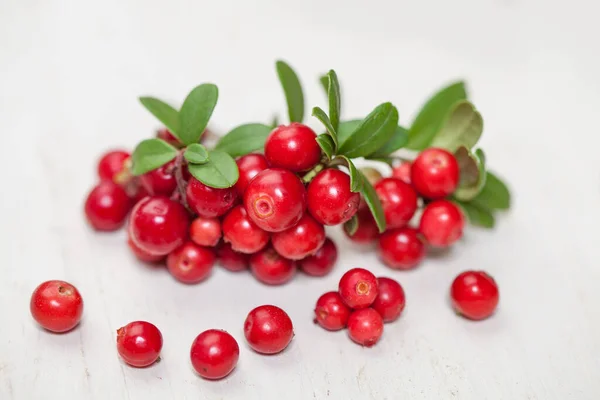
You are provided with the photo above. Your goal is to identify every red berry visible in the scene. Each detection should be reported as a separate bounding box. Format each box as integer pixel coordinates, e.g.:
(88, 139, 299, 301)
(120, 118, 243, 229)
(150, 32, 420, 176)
(223, 205, 270, 254)
(98, 150, 130, 182)
(391, 162, 412, 184)
(338, 268, 379, 309)
(264, 123, 321, 172)
(374, 178, 418, 229)
(189, 217, 222, 247)
(244, 305, 294, 354)
(127, 237, 164, 263)
(411, 148, 459, 199)
(243, 168, 306, 232)
(307, 169, 360, 226)
(378, 227, 425, 270)
(235, 154, 269, 195)
(156, 128, 184, 148)
(347, 308, 384, 347)
(186, 177, 237, 218)
(116, 321, 163, 367)
(272, 213, 325, 260)
(372, 277, 406, 323)
(314, 292, 350, 331)
(216, 242, 249, 272)
(451, 271, 499, 320)
(128, 196, 189, 256)
(140, 159, 177, 196)
(30, 280, 83, 333)
(299, 237, 338, 277)
(190, 330, 239, 380)
(345, 207, 379, 244)
(84, 181, 132, 231)
(250, 247, 296, 285)
(167, 242, 215, 284)
(419, 200, 465, 247)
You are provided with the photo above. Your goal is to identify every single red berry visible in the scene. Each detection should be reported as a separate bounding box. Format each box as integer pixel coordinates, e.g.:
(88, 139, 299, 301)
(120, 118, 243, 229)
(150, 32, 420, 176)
(98, 150, 130, 182)
(235, 154, 269, 195)
(30, 280, 83, 333)
(140, 159, 177, 196)
(338, 268, 379, 309)
(128, 196, 189, 255)
(186, 177, 237, 218)
(156, 128, 184, 148)
(127, 237, 164, 263)
(345, 207, 379, 244)
(190, 329, 240, 379)
(374, 178, 418, 229)
(451, 271, 499, 320)
(347, 308, 384, 347)
(84, 181, 132, 231)
(307, 169, 360, 226)
(243, 168, 306, 232)
(359, 167, 383, 186)
(223, 205, 270, 254)
(264, 123, 321, 172)
(244, 305, 294, 354)
(372, 277, 406, 323)
(391, 162, 412, 184)
(116, 321, 163, 367)
(216, 242, 249, 272)
(250, 247, 296, 285)
(419, 200, 465, 247)
(189, 217, 222, 247)
(411, 148, 460, 199)
(167, 242, 215, 284)
(299, 237, 338, 277)
(271, 213, 325, 260)
(378, 227, 425, 270)
(314, 292, 350, 331)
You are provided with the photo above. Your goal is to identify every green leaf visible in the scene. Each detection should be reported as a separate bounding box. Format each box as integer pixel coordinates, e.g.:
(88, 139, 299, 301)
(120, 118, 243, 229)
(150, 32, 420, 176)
(471, 171, 511, 210)
(337, 119, 362, 147)
(406, 81, 467, 150)
(339, 156, 363, 193)
(359, 171, 386, 233)
(178, 83, 218, 145)
(431, 100, 483, 151)
(454, 146, 486, 201)
(130, 139, 178, 176)
(139, 97, 180, 135)
(319, 74, 329, 95)
(312, 107, 338, 148)
(276, 60, 304, 123)
(368, 125, 409, 158)
(184, 143, 209, 164)
(214, 123, 273, 158)
(316, 134, 335, 160)
(456, 201, 495, 228)
(327, 70, 341, 132)
(187, 150, 239, 188)
(343, 214, 359, 236)
(338, 103, 399, 158)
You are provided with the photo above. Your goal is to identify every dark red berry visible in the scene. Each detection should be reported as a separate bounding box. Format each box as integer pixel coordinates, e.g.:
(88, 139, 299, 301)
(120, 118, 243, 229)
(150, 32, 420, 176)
(223, 205, 270, 254)
(264, 123, 321, 172)
(378, 227, 425, 270)
(167, 242, 215, 284)
(411, 148, 459, 199)
(98, 150, 130, 182)
(250, 247, 296, 285)
(244, 305, 294, 354)
(156, 128, 184, 148)
(307, 169, 360, 226)
(347, 308, 384, 347)
(374, 178, 418, 229)
(314, 292, 350, 331)
(116, 321, 163, 367)
(127, 237, 164, 263)
(391, 162, 412, 184)
(419, 200, 465, 247)
(190, 329, 240, 380)
(345, 207, 379, 244)
(372, 277, 405, 323)
(271, 213, 325, 260)
(189, 217, 222, 247)
(186, 177, 237, 218)
(243, 168, 306, 232)
(299, 237, 338, 277)
(235, 154, 269, 195)
(216, 242, 249, 272)
(84, 181, 132, 231)
(451, 271, 499, 320)
(128, 196, 189, 256)
(140, 159, 177, 196)
(30, 280, 83, 333)
(338, 268, 379, 309)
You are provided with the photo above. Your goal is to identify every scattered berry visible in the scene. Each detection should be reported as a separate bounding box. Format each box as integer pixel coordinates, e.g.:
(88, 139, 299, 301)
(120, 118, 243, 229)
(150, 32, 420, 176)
(216, 242, 249, 272)
(235, 154, 269, 195)
(84, 181, 132, 231)
(127, 237, 164, 263)
(250, 247, 296, 285)
(314, 292, 350, 331)
(223, 205, 270, 254)
(374, 178, 418, 229)
(116, 321, 163, 368)
(378, 227, 425, 270)
(272, 213, 325, 260)
(98, 150, 130, 182)
(244, 305, 294, 354)
(190, 329, 240, 380)
(140, 159, 177, 196)
(30, 280, 84, 333)
(186, 177, 237, 218)
(419, 200, 465, 247)
(391, 162, 412, 184)
(411, 148, 459, 199)
(264, 123, 321, 172)
(451, 271, 499, 320)
(372, 277, 405, 322)
(189, 217, 222, 247)
(299, 237, 338, 277)
(345, 207, 379, 244)
(338, 268, 379, 309)
(307, 169, 360, 226)
(347, 308, 384, 347)
(167, 242, 215, 284)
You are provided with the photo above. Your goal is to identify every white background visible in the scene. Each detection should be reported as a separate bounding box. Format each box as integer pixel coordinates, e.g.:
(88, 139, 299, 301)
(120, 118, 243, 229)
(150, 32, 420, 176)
(1, 0, 599, 399)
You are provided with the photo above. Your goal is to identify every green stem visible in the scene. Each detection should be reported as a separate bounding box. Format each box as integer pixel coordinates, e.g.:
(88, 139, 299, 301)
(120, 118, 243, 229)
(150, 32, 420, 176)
(301, 163, 325, 183)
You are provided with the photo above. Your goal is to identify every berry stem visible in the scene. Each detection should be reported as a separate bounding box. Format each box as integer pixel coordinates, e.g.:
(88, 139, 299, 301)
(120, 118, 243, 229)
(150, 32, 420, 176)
(173, 151, 191, 211)
(301, 163, 325, 184)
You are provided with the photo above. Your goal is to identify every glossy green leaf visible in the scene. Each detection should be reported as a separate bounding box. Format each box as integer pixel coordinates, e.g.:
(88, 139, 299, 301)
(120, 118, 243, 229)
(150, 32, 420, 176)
(316, 134, 335, 160)
(339, 156, 363, 193)
(406, 81, 467, 150)
(312, 107, 338, 148)
(431, 100, 483, 151)
(130, 139, 178, 176)
(337, 119, 362, 147)
(456, 201, 495, 228)
(184, 143, 209, 164)
(178, 83, 218, 145)
(139, 97, 180, 135)
(319, 74, 329, 95)
(187, 150, 239, 188)
(359, 171, 386, 233)
(368, 125, 409, 158)
(343, 214, 359, 236)
(276, 60, 304, 123)
(471, 171, 511, 210)
(327, 70, 341, 132)
(454, 146, 486, 201)
(214, 123, 273, 157)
